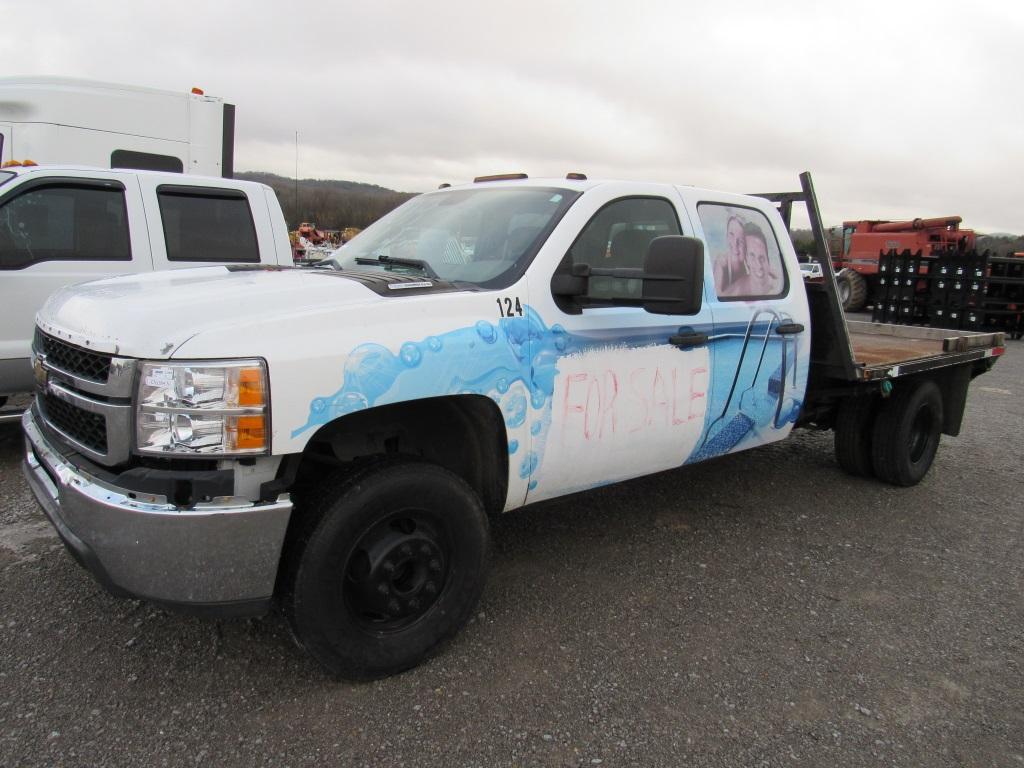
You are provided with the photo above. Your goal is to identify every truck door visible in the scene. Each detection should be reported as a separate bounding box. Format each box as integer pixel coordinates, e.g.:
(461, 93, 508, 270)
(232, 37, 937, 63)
(679, 192, 810, 463)
(0, 171, 152, 388)
(522, 183, 714, 503)
(136, 175, 272, 269)
(139, 177, 276, 270)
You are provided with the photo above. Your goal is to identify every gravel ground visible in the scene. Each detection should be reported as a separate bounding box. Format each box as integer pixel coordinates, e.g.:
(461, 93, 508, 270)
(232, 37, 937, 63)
(1, 343, 1021, 767)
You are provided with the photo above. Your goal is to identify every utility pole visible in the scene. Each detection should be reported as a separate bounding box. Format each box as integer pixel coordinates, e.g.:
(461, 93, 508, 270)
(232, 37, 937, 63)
(294, 131, 299, 226)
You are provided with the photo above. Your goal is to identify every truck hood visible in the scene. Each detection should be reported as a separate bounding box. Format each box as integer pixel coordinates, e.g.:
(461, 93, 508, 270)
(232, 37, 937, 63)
(37, 266, 386, 357)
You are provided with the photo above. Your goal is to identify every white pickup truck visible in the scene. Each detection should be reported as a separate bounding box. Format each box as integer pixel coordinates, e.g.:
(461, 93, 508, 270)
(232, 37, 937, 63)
(0, 165, 293, 406)
(21, 172, 1004, 679)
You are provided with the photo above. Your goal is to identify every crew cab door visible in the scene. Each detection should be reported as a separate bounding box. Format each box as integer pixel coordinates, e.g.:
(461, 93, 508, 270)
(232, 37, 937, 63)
(0, 171, 152, 380)
(676, 189, 810, 462)
(522, 183, 713, 503)
(136, 176, 275, 269)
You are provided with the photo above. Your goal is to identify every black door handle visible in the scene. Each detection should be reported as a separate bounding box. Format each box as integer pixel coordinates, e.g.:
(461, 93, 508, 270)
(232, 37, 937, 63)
(669, 332, 708, 348)
(776, 323, 804, 335)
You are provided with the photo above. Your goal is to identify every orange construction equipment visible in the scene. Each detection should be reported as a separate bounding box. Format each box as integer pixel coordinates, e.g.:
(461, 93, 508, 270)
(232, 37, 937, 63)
(832, 216, 976, 311)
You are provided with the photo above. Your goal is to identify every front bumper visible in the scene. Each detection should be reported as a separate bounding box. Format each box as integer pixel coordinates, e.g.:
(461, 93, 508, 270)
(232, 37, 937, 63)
(21, 409, 293, 617)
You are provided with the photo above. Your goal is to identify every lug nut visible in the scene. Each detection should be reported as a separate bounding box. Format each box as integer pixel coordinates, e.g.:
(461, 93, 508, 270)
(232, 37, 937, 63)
(429, 559, 441, 572)
(387, 599, 400, 615)
(424, 581, 437, 595)
(377, 583, 389, 595)
(408, 598, 420, 610)
(382, 560, 395, 573)
(420, 544, 431, 555)
(401, 544, 413, 556)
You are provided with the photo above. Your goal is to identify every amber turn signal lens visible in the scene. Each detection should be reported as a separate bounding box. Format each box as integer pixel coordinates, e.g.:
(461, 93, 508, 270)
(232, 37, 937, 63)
(238, 367, 266, 406)
(231, 415, 266, 451)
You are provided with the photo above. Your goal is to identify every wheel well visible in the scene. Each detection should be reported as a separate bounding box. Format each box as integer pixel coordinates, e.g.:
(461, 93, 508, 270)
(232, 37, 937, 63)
(292, 395, 509, 514)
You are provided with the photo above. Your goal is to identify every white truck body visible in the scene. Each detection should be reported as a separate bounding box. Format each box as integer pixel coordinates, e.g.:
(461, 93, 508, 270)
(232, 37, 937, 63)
(0, 165, 292, 397)
(0, 77, 234, 177)
(21, 173, 1003, 678)
(33, 178, 811, 504)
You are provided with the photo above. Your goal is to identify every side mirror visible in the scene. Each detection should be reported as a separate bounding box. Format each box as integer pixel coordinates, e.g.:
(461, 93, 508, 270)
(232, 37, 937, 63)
(642, 235, 704, 315)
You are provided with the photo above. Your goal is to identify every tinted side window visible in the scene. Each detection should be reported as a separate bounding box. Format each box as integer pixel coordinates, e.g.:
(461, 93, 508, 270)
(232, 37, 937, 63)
(111, 150, 184, 174)
(698, 203, 787, 300)
(157, 187, 259, 263)
(565, 197, 680, 301)
(0, 184, 131, 270)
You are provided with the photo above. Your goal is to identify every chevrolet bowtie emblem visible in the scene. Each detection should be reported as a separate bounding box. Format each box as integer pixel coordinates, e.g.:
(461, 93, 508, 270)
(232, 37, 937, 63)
(32, 356, 47, 389)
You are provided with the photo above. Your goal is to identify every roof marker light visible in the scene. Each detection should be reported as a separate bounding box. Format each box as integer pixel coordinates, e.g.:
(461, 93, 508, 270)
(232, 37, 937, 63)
(473, 173, 528, 183)
(566, 172, 587, 180)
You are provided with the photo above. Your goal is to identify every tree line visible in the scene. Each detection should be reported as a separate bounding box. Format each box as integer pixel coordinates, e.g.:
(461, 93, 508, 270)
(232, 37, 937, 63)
(236, 172, 416, 230)
(238, 172, 1024, 255)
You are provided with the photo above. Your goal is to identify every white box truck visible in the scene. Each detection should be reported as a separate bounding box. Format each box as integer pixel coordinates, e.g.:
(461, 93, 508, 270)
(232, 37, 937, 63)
(0, 77, 235, 177)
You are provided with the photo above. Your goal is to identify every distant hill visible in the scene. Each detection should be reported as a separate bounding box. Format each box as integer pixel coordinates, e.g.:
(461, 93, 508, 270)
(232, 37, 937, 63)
(236, 171, 416, 230)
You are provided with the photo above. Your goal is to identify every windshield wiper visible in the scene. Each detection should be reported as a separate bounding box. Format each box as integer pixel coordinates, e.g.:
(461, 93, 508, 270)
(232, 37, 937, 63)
(354, 254, 439, 279)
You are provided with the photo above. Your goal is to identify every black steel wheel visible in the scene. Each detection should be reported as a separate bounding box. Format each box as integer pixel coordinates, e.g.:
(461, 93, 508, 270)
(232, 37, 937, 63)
(871, 379, 943, 487)
(281, 460, 489, 680)
(342, 510, 449, 631)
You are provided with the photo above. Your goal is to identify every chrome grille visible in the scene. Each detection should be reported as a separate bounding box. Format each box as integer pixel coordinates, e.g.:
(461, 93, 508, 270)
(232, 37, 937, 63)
(33, 328, 134, 466)
(34, 329, 111, 383)
(40, 392, 107, 453)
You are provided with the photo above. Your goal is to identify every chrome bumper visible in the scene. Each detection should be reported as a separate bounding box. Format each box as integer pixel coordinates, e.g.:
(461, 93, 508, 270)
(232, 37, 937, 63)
(21, 409, 293, 614)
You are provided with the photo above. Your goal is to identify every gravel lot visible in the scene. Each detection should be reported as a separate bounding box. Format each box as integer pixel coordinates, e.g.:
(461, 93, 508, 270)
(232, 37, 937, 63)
(1, 342, 1021, 767)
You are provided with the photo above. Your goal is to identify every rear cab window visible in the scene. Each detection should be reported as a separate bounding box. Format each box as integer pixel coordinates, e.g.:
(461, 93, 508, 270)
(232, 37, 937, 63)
(157, 185, 260, 263)
(697, 203, 787, 300)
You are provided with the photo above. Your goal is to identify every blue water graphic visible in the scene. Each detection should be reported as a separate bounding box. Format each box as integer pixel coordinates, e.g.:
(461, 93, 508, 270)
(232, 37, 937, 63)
(292, 309, 591, 464)
(293, 304, 808, 491)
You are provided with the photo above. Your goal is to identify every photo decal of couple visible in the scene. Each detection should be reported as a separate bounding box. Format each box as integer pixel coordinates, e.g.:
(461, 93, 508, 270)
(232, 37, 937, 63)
(706, 207, 782, 298)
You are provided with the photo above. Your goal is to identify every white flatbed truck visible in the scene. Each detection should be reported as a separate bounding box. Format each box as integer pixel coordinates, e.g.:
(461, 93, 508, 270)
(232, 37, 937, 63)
(21, 171, 1004, 678)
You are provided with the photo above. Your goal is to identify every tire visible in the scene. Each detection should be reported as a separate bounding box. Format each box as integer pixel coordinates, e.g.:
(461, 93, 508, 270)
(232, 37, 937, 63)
(834, 395, 879, 477)
(837, 269, 868, 312)
(871, 379, 943, 486)
(282, 460, 489, 680)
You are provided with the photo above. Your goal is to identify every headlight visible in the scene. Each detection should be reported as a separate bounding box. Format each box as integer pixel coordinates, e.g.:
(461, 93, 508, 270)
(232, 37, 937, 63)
(136, 360, 269, 456)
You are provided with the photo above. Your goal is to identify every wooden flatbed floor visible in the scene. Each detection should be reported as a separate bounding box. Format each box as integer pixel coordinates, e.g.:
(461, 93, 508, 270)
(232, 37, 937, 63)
(849, 332, 945, 367)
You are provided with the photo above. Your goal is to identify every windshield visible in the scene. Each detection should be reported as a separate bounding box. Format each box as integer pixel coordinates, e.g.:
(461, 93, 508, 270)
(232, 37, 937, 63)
(0, 170, 14, 188)
(329, 186, 580, 288)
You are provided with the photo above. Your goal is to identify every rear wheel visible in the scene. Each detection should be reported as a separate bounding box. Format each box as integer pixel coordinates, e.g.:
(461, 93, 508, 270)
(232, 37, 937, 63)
(282, 460, 489, 680)
(871, 379, 943, 486)
(834, 395, 879, 477)
(837, 269, 868, 312)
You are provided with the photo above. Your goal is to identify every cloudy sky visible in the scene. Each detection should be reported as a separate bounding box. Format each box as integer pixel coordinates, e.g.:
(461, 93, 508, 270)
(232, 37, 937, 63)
(1, 1, 1021, 231)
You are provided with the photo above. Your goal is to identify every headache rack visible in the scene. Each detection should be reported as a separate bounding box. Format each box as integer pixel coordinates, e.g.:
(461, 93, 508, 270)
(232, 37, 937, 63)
(754, 173, 1005, 386)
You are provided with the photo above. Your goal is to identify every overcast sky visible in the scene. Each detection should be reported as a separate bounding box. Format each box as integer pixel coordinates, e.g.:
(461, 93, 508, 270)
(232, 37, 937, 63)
(2, 1, 1021, 232)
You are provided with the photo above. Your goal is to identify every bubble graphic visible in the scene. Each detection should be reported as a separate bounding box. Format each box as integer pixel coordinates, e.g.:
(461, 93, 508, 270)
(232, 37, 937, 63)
(399, 342, 422, 367)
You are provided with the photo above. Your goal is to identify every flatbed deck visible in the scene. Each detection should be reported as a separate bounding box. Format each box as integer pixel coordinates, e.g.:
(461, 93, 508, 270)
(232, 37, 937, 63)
(847, 321, 1005, 380)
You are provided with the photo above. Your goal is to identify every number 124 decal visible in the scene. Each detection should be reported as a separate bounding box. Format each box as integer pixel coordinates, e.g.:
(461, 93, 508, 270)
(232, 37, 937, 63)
(496, 297, 523, 317)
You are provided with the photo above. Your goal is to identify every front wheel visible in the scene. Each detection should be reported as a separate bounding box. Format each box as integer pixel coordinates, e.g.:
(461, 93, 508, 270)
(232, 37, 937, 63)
(871, 379, 943, 486)
(282, 460, 490, 680)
